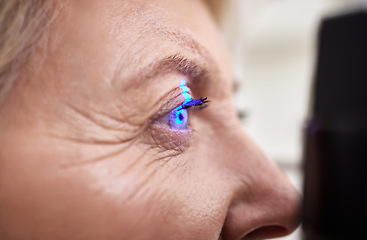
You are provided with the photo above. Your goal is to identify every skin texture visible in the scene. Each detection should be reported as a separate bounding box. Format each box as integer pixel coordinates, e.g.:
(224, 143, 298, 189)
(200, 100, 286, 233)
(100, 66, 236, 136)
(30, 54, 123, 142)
(0, 0, 301, 239)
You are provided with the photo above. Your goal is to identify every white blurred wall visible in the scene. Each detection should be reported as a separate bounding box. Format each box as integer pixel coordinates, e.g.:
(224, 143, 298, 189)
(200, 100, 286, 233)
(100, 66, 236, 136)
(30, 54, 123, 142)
(220, 0, 351, 239)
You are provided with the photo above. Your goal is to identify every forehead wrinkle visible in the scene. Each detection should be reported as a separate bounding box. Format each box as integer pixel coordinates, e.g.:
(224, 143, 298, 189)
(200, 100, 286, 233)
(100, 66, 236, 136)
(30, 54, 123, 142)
(151, 26, 207, 59)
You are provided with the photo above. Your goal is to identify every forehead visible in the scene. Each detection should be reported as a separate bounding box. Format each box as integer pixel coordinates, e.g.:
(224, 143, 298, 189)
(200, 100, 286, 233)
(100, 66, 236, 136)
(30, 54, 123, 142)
(63, 0, 232, 83)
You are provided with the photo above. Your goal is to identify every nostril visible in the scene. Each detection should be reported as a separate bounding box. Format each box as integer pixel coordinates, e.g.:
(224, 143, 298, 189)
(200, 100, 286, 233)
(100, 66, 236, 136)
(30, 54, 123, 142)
(242, 225, 289, 240)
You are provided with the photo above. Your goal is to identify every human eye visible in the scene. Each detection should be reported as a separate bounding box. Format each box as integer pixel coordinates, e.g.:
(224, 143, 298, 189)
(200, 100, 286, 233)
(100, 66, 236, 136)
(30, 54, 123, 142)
(142, 80, 209, 153)
(156, 80, 208, 131)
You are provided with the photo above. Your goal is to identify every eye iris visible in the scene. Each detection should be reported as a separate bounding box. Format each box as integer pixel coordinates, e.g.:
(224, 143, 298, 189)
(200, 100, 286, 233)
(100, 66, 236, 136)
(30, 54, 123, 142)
(170, 108, 188, 129)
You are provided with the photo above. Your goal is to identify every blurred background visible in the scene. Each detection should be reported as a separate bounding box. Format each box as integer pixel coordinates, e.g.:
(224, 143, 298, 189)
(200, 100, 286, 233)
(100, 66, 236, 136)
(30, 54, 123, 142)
(219, 0, 364, 239)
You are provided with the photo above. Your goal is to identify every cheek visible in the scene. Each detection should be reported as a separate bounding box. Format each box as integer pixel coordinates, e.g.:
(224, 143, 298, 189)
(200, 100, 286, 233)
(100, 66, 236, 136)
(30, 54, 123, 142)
(0, 154, 171, 239)
(0, 133, 226, 240)
(158, 149, 229, 239)
(101, 147, 228, 240)
(84, 158, 226, 240)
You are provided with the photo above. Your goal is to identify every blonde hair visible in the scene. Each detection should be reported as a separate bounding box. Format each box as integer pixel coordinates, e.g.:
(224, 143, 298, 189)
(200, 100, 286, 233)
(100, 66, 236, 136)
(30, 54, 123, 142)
(0, 0, 59, 102)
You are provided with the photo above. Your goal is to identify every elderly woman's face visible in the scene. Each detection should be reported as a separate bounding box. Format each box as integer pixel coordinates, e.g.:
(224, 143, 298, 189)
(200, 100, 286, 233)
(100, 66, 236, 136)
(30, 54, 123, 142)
(0, 0, 300, 239)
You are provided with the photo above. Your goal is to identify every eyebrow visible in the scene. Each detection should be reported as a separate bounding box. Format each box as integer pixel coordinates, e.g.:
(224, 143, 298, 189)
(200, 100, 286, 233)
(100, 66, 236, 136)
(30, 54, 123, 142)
(119, 28, 219, 90)
(139, 54, 209, 85)
(160, 29, 237, 93)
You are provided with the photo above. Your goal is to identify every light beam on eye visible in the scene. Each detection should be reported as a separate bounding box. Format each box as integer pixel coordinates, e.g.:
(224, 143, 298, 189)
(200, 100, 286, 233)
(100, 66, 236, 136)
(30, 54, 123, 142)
(180, 80, 191, 104)
(170, 80, 191, 126)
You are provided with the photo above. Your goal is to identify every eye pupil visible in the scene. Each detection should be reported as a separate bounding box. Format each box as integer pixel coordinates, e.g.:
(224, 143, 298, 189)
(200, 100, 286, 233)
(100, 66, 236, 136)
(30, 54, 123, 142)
(178, 112, 184, 121)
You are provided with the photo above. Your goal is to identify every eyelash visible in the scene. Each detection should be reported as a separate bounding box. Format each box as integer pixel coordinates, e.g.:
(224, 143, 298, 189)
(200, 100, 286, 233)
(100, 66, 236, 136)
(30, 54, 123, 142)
(180, 97, 209, 110)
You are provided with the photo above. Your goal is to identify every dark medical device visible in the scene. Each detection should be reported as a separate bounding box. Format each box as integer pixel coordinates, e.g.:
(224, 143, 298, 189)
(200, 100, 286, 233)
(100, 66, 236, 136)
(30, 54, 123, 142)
(302, 9, 367, 240)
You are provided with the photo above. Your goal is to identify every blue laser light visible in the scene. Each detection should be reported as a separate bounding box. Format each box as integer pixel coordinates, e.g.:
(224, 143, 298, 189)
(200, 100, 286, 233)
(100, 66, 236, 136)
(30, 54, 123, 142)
(180, 80, 191, 104)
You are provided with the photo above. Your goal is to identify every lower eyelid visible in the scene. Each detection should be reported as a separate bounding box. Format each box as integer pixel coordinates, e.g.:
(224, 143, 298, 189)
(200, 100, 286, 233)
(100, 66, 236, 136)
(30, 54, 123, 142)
(142, 122, 192, 153)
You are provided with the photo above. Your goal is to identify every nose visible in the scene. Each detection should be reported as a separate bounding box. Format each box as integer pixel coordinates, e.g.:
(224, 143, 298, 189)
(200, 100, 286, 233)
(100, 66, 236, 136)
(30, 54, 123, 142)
(219, 126, 301, 240)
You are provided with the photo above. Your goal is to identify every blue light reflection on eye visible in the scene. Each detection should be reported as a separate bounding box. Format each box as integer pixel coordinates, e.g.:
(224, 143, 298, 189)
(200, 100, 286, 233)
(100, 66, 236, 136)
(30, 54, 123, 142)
(180, 80, 191, 104)
(169, 80, 191, 128)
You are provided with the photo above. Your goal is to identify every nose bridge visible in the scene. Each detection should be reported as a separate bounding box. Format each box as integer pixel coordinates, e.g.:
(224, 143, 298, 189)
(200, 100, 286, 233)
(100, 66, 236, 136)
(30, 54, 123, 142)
(218, 124, 278, 189)
(218, 124, 301, 239)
